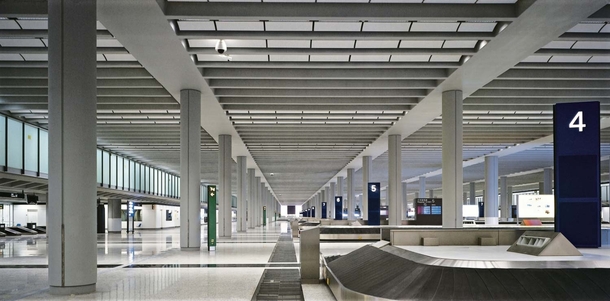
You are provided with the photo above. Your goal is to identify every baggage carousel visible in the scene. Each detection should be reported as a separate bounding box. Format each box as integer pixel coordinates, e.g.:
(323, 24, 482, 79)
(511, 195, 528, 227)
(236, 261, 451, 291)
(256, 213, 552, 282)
(324, 244, 610, 300)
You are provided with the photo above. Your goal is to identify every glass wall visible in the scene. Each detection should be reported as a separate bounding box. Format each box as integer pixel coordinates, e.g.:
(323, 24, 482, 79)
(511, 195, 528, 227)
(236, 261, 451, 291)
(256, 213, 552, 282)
(0, 114, 179, 199)
(7, 119, 22, 170)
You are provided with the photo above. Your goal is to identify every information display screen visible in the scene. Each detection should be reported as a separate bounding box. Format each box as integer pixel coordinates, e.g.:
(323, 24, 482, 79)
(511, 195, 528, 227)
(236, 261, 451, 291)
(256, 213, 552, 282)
(518, 195, 554, 218)
(415, 198, 442, 215)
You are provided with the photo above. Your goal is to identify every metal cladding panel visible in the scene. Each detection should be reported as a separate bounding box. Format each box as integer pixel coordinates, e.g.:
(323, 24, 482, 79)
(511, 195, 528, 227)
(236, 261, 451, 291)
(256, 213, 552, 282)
(334, 196, 343, 220)
(553, 101, 600, 248)
(368, 182, 381, 225)
(322, 202, 328, 219)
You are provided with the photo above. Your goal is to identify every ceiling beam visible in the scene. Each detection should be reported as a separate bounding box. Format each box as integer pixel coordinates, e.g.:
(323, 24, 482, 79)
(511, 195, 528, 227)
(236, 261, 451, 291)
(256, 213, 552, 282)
(222, 104, 411, 111)
(188, 47, 475, 56)
(0, 68, 153, 79)
(163, 2, 518, 21)
(470, 89, 610, 98)
(202, 68, 449, 79)
(0, 29, 113, 38)
(209, 79, 438, 89)
(215, 89, 427, 98)
(219, 97, 418, 105)
(0, 47, 128, 54)
(500, 69, 610, 80)
(483, 79, 610, 90)
(179, 30, 495, 41)
(197, 62, 460, 69)
(0, 0, 47, 18)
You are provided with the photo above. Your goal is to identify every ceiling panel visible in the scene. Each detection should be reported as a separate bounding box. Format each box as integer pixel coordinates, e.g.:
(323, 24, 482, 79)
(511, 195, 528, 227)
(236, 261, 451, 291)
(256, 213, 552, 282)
(356, 40, 400, 48)
(269, 55, 309, 61)
(295, 54, 350, 61)
(351, 55, 391, 62)
(572, 41, 610, 49)
(314, 22, 362, 32)
(548, 55, 591, 63)
(391, 55, 431, 62)
(542, 41, 576, 49)
(443, 40, 477, 48)
(265, 22, 313, 31)
(312, 40, 355, 48)
(400, 40, 444, 48)
(362, 22, 412, 32)
(216, 21, 264, 31)
(410, 22, 460, 32)
(176, 21, 215, 31)
(267, 40, 311, 48)
(567, 23, 605, 33)
(458, 22, 497, 32)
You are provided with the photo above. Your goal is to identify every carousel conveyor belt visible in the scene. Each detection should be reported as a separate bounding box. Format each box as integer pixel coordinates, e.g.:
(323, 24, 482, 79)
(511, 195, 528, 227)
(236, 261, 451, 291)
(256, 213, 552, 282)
(326, 245, 610, 301)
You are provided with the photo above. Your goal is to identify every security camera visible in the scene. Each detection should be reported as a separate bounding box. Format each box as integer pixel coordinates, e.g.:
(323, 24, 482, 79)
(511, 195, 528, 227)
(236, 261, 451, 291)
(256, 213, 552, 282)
(215, 39, 227, 54)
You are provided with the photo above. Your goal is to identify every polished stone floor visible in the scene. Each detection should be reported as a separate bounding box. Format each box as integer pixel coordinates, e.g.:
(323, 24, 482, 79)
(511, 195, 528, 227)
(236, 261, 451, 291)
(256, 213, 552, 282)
(0, 221, 340, 301)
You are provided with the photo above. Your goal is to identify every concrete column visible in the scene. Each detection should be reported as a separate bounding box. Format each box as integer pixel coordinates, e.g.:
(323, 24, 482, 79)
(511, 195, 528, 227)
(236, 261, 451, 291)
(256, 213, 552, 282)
(441, 90, 463, 228)
(237, 156, 247, 232)
(508, 186, 514, 220)
(180, 90, 202, 249)
(347, 169, 355, 220)
(362, 156, 372, 221)
(48, 0, 97, 294)
(543, 168, 552, 194)
(260, 182, 265, 226)
(255, 177, 261, 226)
(329, 182, 336, 218)
(500, 176, 509, 220)
(337, 176, 344, 200)
(218, 134, 232, 237)
(484, 156, 499, 225)
(388, 134, 402, 226)
(247, 168, 255, 229)
(402, 182, 408, 221)
(469, 182, 476, 205)
(463, 192, 468, 205)
(107, 199, 121, 233)
(419, 177, 426, 198)
(538, 182, 544, 194)
(429, 189, 434, 198)
(324, 186, 330, 218)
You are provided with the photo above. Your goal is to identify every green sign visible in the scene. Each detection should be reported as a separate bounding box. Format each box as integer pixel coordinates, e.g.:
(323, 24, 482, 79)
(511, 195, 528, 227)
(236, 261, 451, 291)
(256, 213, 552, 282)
(207, 185, 217, 251)
(0, 204, 3, 209)
(263, 206, 267, 226)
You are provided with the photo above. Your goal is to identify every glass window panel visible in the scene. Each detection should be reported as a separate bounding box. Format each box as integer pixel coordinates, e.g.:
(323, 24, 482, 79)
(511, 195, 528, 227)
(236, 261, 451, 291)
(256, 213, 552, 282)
(96, 149, 102, 184)
(150, 168, 154, 194)
(24, 125, 38, 172)
(162, 172, 166, 196)
(178, 178, 180, 198)
(39, 130, 48, 174)
(135, 162, 140, 191)
(7, 119, 23, 170)
(117, 157, 124, 189)
(102, 151, 110, 186)
(124, 159, 129, 190)
(0, 115, 5, 167)
(155, 169, 158, 194)
(145, 166, 150, 193)
(127, 160, 133, 190)
(110, 154, 117, 187)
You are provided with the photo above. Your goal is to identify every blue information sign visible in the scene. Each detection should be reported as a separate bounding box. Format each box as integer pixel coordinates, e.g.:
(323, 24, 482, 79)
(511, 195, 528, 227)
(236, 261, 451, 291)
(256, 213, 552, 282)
(311, 206, 316, 218)
(321, 202, 327, 219)
(554, 101, 600, 248)
(334, 196, 343, 220)
(368, 182, 381, 225)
